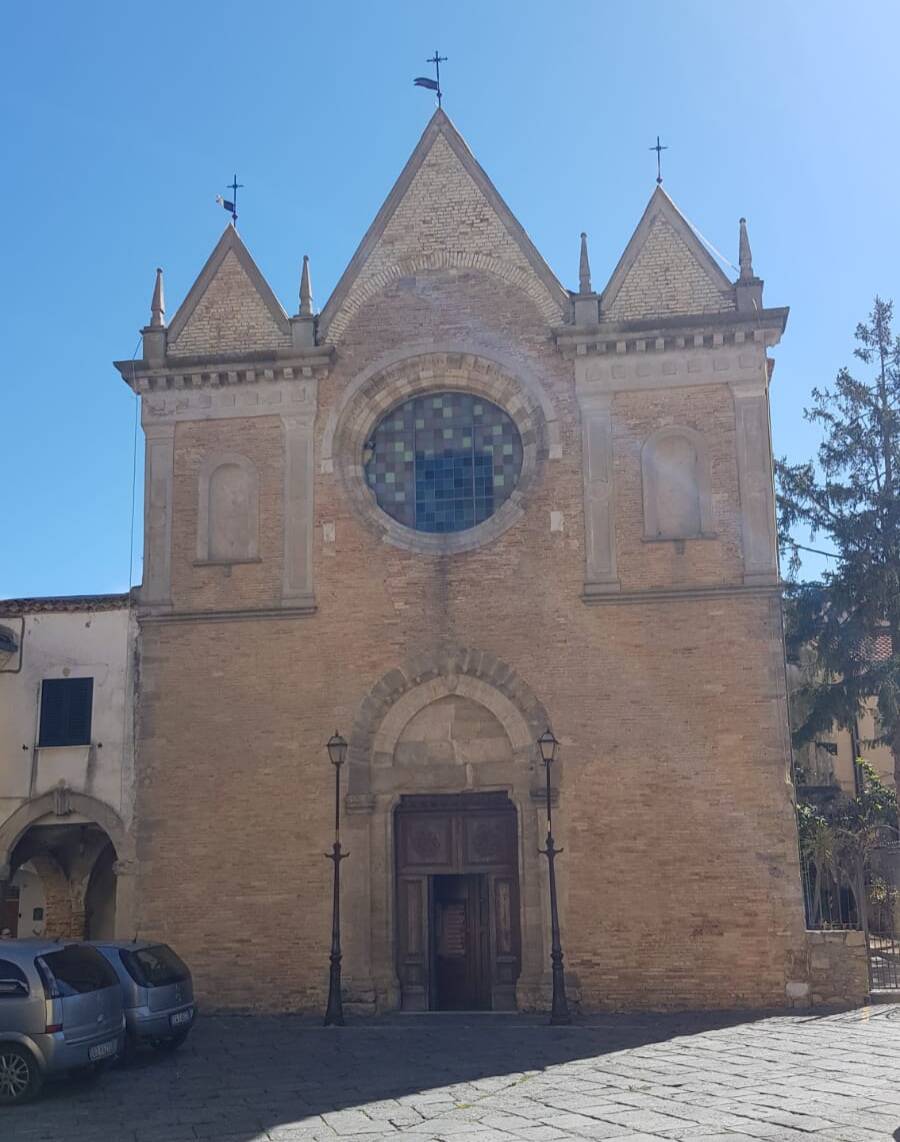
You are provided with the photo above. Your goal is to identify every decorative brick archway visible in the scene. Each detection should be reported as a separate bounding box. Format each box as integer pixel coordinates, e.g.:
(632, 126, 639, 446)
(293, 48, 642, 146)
(341, 647, 560, 1013)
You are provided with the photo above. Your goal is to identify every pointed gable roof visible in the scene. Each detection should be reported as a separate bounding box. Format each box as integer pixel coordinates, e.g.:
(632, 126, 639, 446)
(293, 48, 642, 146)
(166, 225, 291, 359)
(600, 187, 736, 323)
(318, 110, 568, 343)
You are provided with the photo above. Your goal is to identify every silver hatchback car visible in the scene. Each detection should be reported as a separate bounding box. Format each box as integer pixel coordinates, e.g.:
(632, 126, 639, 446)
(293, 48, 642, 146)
(0, 940, 125, 1104)
(91, 940, 194, 1056)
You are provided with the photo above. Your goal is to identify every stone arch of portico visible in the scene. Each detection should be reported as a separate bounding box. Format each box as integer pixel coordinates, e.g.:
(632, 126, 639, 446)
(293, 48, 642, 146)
(0, 791, 131, 873)
(341, 649, 560, 1013)
(0, 791, 136, 939)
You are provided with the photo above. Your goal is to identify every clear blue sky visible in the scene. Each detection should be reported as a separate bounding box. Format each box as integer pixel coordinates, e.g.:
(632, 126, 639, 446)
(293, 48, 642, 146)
(2, 1, 897, 597)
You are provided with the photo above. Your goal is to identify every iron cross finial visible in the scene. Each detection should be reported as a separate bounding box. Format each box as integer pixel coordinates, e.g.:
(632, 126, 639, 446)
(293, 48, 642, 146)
(216, 174, 244, 225)
(427, 49, 447, 108)
(649, 136, 668, 185)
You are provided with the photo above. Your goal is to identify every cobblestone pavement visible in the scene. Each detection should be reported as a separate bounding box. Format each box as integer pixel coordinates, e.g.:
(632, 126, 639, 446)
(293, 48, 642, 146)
(5, 1006, 900, 1142)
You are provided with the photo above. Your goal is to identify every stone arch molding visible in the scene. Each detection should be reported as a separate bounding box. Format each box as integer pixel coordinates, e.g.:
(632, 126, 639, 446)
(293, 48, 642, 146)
(325, 251, 565, 344)
(327, 349, 560, 555)
(0, 791, 132, 877)
(347, 646, 554, 802)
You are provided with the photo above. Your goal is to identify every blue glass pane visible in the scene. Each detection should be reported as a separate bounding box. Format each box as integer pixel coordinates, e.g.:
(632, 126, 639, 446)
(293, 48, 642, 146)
(364, 391, 523, 534)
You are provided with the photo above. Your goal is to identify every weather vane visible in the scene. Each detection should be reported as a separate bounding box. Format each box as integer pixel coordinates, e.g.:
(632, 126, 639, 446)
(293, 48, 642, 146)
(414, 50, 447, 108)
(649, 136, 668, 186)
(215, 174, 243, 225)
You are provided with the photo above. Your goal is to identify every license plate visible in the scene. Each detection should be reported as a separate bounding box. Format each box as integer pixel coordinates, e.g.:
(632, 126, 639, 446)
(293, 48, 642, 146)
(89, 1039, 117, 1062)
(170, 1008, 192, 1027)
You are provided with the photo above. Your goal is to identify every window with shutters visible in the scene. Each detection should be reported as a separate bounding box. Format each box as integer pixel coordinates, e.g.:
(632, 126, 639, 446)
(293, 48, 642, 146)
(38, 677, 93, 747)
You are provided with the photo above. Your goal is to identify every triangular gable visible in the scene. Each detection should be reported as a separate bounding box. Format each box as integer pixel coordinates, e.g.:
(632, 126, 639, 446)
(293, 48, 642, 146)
(318, 110, 569, 343)
(601, 187, 736, 323)
(167, 225, 291, 358)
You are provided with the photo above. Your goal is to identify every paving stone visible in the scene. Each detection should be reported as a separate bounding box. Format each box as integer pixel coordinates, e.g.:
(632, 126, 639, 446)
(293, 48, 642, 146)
(5, 1007, 900, 1142)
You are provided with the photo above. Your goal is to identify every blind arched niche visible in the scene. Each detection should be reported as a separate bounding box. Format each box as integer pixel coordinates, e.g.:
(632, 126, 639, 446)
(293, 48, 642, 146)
(196, 453, 260, 563)
(641, 426, 713, 540)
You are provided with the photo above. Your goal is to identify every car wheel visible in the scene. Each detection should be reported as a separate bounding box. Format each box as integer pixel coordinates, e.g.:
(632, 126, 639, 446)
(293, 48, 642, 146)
(0, 1045, 42, 1106)
(152, 1031, 189, 1052)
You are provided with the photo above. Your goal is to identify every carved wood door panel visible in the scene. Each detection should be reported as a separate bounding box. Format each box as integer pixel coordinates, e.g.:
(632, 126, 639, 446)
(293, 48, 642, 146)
(396, 875, 431, 1011)
(395, 792, 520, 1011)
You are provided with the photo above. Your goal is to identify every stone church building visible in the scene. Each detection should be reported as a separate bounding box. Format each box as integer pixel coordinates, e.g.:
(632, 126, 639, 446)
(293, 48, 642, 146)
(113, 109, 814, 1013)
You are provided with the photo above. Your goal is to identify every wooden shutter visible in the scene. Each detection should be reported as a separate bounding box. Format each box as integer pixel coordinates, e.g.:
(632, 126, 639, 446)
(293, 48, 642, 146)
(38, 678, 93, 747)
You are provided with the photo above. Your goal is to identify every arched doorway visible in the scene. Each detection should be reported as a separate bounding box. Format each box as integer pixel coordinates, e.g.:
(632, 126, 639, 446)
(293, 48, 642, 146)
(0, 791, 131, 941)
(342, 647, 558, 1014)
(395, 791, 521, 1011)
(8, 823, 117, 940)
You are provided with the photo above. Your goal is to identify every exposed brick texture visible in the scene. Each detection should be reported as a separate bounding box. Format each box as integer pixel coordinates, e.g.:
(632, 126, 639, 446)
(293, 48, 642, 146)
(324, 133, 564, 342)
(605, 216, 735, 321)
(168, 249, 291, 358)
(130, 119, 807, 1015)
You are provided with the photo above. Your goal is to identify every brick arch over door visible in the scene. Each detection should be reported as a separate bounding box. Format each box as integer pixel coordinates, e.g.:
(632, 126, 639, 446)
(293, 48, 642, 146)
(341, 647, 560, 1013)
(347, 647, 553, 801)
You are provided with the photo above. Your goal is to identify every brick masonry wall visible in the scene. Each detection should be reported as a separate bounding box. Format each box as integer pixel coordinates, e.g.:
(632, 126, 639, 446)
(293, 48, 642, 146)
(132, 256, 809, 1013)
(606, 216, 735, 322)
(169, 415, 285, 613)
(168, 250, 291, 358)
(324, 133, 563, 341)
(613, 383, 744, 590)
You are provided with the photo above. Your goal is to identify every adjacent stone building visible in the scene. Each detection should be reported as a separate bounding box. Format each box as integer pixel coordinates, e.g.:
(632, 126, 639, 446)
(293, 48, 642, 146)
(110, 109, 810, 1013)
(0, 596, 136, 939)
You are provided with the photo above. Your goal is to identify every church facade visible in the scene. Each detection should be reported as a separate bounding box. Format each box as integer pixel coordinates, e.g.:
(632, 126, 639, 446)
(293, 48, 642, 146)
(115, 110, 812, 1013)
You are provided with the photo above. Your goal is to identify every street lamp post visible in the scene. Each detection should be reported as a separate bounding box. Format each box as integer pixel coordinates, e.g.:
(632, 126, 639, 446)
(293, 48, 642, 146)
(324, 731, 348, 1027)
(537, 728, 571, 1025)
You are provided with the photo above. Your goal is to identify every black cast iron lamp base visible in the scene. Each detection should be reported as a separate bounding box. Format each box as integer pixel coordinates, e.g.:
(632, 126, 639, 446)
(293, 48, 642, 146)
(324, 731, 349, 1027)
(537, 727, 571, 1026)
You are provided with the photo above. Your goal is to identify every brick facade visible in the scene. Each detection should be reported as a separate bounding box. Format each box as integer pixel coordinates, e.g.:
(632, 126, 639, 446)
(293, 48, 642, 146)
(606, 215, 735, 321)
(120, 109, 810, 1013)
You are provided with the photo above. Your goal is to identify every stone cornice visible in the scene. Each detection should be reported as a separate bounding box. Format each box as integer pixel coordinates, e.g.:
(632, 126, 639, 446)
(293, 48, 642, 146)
(138, 602, 316, 625)
(114, 346, 334, 393)
(554, 306, 789, 358)
(582, 581, 782, 606)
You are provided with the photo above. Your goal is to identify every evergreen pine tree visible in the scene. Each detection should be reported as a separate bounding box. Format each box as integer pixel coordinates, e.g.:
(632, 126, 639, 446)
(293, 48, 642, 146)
(777, 298, 900, 794)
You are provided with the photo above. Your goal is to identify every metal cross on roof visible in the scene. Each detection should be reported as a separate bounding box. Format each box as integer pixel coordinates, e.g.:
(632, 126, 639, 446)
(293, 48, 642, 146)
(414, 50, 447, 108)
(649, 136, 668, 185)
(216, 174, 244, 225)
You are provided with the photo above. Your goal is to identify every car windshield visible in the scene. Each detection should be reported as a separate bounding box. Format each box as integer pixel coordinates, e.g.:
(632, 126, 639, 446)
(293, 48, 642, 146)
(120, 944, 189, 988)
(38, 946, 118, 996)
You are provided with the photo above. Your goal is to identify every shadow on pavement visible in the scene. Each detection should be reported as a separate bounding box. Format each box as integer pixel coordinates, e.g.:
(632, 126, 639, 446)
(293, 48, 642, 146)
(0, 1008, 837, 1142)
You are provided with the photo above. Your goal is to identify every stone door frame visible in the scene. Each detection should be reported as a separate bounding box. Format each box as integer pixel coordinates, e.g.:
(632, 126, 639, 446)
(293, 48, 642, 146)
(341, 647, 558, 1013)
(395, 791, 521, 1012)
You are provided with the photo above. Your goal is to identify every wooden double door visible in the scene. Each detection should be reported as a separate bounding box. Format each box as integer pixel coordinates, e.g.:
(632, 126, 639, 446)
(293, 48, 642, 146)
(395, 792, 521, 1011)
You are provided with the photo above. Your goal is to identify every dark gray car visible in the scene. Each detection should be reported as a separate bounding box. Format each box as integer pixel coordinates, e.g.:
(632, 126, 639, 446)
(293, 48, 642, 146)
(91, 941, 194, 1056)
(0, 940, 125, 1104)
